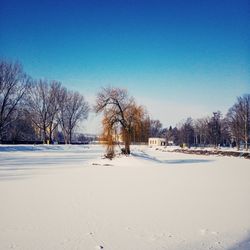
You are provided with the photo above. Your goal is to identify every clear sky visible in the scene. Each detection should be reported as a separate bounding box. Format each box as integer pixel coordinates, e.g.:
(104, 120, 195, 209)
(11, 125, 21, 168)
(0, 0, 249, 133)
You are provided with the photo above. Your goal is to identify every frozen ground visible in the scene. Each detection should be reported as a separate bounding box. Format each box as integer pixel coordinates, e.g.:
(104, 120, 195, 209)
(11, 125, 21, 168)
(0, 144, 250, 250)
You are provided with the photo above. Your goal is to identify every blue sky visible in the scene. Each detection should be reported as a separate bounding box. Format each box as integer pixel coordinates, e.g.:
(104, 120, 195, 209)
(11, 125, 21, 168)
(0, 0, 249, 133)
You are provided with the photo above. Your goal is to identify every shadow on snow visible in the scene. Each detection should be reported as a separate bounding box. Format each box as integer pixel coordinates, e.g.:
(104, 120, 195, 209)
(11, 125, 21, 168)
(227, 234, 250, 250)
(131, 151, 213, 164)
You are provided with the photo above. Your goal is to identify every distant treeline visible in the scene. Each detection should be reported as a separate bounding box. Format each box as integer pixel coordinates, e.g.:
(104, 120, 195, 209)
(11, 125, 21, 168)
(146, 97, 250, 150)
(0, 59, 249, 150)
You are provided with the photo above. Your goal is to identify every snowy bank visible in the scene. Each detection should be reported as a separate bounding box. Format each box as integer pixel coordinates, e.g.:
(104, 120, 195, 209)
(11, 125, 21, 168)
(158, 146, 250, 159)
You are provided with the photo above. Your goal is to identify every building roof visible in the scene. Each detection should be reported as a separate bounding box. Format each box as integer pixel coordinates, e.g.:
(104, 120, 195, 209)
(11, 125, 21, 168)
(149, 137, 166, 141)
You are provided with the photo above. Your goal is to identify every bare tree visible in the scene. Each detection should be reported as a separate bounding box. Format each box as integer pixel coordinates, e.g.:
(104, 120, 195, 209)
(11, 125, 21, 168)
(58, 90, 89, 144)
(26, 80, 62, 144)
(163, 126, 174, 145)
(207, 111, 222, 148)
(227, 94, 250, 150)
(0, 60, 30, 142)
(220, 117, 231, 147)
(47, 81, 64, 142)
(95, 87, 143, 155)
(5, 108, 36, 142)
(178, 117, 194, 147)
(193, 117, 210, 146)
(237, 95, 250, 150)
(227, 105, 242, 149)
(149, 119, 163, 137)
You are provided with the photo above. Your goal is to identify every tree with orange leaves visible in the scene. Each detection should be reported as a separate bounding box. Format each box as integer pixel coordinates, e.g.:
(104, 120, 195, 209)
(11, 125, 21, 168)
(95, 87, 147, 157)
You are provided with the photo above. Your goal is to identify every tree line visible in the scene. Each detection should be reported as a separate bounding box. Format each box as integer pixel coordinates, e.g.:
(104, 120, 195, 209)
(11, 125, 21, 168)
(1, 60, 249, 153)
(95, 87, 250, 157)
(0, 60, 89, 144)
(149, 95, 250, 151)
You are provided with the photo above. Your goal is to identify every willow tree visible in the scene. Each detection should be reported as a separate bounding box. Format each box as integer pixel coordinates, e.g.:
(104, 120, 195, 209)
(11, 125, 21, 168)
(100, 112, 116, 159)
(95, 87, 145, 156)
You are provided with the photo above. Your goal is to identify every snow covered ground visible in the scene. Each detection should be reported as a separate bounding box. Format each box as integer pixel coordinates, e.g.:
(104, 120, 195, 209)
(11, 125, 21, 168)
(0, 144, 250, 250)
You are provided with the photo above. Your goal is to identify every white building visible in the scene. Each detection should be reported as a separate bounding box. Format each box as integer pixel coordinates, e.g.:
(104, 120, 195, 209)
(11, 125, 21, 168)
(148, 137, 166, 146)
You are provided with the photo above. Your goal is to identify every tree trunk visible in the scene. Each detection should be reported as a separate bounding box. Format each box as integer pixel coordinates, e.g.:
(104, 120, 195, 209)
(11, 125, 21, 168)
(124, 139, 130, 154)
(49, 127, 53, 144)
(0, 130, 2, 144)
(64, 131, 69, 144)
(244, 122, 248, 150)
(237, 139, 240, 151)
(69, 130, 72, 144)
(43, 124, 48, 144)
(124, 129, 130, 154)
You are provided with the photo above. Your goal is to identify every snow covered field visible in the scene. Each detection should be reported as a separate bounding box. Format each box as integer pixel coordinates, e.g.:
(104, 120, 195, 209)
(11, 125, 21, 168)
(0, 145, 250, 250)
